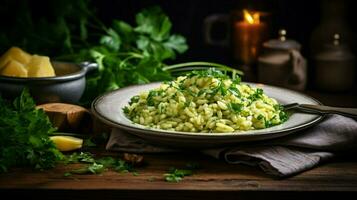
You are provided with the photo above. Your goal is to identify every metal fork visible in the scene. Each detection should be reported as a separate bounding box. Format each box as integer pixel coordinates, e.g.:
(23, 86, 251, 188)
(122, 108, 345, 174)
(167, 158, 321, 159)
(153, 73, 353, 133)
(283, 103, 357, 118)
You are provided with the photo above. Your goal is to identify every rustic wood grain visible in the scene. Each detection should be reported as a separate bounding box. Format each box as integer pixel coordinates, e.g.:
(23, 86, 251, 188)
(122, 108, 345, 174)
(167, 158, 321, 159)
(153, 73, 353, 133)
(1, 151, 357, 200)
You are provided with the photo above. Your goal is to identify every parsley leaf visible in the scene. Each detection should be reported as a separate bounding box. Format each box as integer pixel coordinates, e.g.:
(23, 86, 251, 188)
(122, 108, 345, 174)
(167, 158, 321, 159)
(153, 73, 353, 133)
(63, 152, 95, 164)
(274, 104, 289, 122)
(99, 28, 122, 51)
(164, 168, 193, 182)
(248, 88, 263, 102)
(147, 90, 164, 106)
(135, 6, 172, 41)
(68, 163, 106, 175)
(163, 162, 201, 182)
(187, 68, 229, 79)
(228, 86, 241, 97)
(228, 103, 243, 114)
(63, 152, 136, 176)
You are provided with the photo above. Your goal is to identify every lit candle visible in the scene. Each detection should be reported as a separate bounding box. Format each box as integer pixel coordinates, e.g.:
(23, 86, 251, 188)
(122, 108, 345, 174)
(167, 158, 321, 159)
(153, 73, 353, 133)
(233, 9, 268, 65)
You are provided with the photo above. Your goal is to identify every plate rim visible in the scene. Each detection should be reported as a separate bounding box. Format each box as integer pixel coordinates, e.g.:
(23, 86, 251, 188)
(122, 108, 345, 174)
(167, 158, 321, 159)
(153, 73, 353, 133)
(91, 82, 325, 139)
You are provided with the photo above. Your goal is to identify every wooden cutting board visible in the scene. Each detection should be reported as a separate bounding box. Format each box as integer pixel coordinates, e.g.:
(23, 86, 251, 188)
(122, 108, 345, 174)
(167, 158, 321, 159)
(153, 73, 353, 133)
(37, 103, 111, 135)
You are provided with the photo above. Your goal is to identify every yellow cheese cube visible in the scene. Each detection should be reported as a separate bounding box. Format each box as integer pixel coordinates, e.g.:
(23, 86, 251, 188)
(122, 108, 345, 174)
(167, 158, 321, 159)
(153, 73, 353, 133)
(0, 47, 32, 70)
(27, 55, 56, 77)
(50, 136, 83, 152)
(0, 60, 28, 77)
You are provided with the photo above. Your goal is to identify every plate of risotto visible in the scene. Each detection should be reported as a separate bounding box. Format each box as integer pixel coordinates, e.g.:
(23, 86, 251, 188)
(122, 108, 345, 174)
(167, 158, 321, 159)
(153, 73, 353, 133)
(92, 69, 323, 148)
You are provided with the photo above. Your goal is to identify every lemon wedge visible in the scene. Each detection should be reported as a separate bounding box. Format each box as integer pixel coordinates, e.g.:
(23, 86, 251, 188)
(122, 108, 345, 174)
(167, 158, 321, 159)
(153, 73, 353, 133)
(50, 136, 83, 152)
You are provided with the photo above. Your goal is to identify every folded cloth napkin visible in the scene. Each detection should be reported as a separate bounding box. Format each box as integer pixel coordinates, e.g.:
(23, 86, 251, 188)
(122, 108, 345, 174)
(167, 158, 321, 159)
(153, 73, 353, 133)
(106, 115, 357, 177)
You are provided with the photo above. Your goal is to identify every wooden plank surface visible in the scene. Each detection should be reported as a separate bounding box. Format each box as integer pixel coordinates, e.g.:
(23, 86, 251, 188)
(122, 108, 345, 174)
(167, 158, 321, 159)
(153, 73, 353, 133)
(1, 151, 357, 200)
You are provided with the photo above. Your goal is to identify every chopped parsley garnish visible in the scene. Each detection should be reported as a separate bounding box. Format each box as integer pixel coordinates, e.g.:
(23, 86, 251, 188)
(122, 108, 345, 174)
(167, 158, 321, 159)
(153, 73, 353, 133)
(248, 88, 263, 101)
(63, 152, 95, 164)
(63, 152, 136, 176)
(129, 96, 140, 105)
(274, 104, 289, 122)
(264, 115, 277, 128)
(124, 68, 288, 132)
(164, 162, 201, 182)
(187, 68, 228, 79)
(123, 107, 130, 114)
(228, 103, 243, 114)
(228, 86, 241, 97)
(164, 167, 193, 182)
(147, 90, 164, 106)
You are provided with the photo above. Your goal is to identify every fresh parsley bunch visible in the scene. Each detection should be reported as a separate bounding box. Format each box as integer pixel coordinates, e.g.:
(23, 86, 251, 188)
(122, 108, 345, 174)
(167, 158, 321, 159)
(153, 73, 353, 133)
(78, 6, 189, 105)
(0, 90, 63, 172)
(0, 1, 242, 106)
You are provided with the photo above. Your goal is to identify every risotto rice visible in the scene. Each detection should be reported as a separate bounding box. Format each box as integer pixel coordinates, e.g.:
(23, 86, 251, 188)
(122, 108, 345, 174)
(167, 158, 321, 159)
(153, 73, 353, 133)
(123, 69, 288, 133)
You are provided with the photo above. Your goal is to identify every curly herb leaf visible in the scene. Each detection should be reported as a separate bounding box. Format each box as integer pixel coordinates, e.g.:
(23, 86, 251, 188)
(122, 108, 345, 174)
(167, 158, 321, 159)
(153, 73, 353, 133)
(0, 89, 63, 173)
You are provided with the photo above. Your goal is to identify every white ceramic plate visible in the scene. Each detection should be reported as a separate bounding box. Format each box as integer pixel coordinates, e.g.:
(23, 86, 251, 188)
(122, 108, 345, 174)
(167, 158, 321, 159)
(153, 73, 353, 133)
(92, 82, 323, 148)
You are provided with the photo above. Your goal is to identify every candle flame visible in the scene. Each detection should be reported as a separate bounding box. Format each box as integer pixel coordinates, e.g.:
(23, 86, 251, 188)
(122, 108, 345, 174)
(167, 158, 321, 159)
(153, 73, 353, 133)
(243, 9, 260, 24)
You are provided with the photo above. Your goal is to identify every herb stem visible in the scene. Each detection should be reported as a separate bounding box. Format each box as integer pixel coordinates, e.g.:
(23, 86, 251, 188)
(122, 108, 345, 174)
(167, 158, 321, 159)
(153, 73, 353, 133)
(97, 52, 144, 58)
(119, 55, 138, 68)
(163, 62, 244, 76)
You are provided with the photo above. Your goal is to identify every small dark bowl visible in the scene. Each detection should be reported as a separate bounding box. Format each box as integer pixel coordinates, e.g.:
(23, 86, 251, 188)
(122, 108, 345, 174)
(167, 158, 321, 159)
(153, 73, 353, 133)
(0, 61, 97, 104)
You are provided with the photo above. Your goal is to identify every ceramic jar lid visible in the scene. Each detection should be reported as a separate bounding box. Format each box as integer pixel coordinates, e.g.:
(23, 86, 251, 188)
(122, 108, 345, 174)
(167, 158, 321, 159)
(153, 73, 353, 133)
(263, 29, 301, 51)
(315, 34, 355, 61)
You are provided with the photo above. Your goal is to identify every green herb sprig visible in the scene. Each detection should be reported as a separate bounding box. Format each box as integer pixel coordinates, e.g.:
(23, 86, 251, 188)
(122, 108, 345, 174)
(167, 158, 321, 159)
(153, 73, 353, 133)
(0, 89, 63, 173)
(1, 1, 243, 107)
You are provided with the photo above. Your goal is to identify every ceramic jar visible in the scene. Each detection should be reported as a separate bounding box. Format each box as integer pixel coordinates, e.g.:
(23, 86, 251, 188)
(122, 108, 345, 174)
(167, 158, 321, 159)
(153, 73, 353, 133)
(258, 30, 307, 91)
(314, 34, 355, 91)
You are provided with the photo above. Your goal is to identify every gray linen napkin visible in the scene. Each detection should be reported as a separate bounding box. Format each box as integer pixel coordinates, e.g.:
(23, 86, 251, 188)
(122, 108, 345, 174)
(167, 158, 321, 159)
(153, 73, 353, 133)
(106, 115, 357, 177)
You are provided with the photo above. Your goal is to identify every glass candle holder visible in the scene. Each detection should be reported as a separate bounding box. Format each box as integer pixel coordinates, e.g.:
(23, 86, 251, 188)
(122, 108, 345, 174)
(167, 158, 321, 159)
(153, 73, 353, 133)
(231, 10, 270, 66)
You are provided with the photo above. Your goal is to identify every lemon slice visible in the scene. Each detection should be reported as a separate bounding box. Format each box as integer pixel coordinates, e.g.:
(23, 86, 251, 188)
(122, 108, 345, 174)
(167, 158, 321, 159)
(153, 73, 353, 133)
(50, 136, 83, 152)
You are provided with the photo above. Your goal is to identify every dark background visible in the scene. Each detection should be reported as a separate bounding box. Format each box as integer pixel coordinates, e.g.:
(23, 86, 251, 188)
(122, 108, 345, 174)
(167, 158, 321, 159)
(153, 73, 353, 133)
(1, 0, 356, 91)
(91, 0, 356, 60)
(93, 0, 357, 89)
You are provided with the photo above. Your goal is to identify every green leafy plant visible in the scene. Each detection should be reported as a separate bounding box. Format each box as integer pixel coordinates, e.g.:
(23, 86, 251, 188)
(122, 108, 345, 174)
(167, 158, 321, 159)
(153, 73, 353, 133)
(76, 6, 190, 105)
(0, 0, 92, 56)
(0, 89, 63, 173)
(76, 7, 243, 105)
(0, 1, 242, 106)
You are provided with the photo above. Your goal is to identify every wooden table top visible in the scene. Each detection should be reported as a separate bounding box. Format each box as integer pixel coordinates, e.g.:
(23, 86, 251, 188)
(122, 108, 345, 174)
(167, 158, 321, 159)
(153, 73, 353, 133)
(1, 151, 357, 199)
(1, 89, 356, 199)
